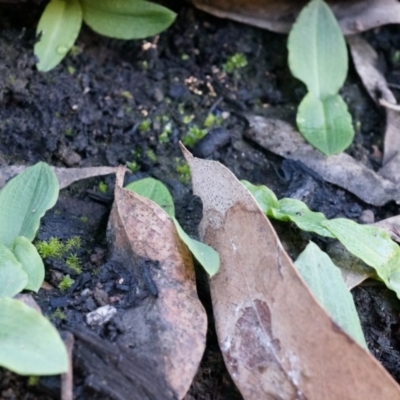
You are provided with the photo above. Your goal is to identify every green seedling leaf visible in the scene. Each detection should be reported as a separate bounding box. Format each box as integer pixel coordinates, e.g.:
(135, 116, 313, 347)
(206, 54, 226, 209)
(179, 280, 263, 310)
(297, 92, 354, 155)
(125, 177, 175, 217)
(288, 0, 347, 98)
(271, 198, 335, 238)
(322, 218, 400, 294)
(241, 180, 279, 211)
(81, 0, 176, 39)
(172, 218, 220, 277)
(12, 237, 44, 292)
(0, 297, 68, 375)
(0, 244, 28, 298)
(295, 242, 367, 349)
(0, 162, 59, 247)
(34, 0, 82, 72)
(242, 180, 334, 237)
(126, 177, 220, 276)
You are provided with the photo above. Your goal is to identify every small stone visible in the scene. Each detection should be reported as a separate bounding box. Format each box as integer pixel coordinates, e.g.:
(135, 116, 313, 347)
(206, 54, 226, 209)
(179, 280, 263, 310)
(193, 127, 230, 158)
(359, 209, 375, 224)
(86, 305, 117, 327)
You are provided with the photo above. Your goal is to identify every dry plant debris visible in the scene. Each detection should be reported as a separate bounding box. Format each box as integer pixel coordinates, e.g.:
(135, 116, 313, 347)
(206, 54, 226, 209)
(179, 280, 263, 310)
(182, 145, 400, 399)
(190, 0, 400, 34)
(106, 166, 207, 399)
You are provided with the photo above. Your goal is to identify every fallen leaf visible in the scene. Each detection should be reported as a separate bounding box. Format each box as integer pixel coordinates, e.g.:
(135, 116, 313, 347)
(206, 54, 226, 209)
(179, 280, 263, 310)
(348, 35, 400, 184)
(182, 145, 400, 399)
(126, 177, 220, 276)
(245, 115, 400, 206)
(190, 0, 400, 34)
(0, 165, 117, 190)
(106, 166, 207, 399)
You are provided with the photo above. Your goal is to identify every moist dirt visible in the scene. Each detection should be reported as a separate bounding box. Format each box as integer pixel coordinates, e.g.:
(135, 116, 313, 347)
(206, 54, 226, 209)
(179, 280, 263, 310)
(0, 2, 400, 399)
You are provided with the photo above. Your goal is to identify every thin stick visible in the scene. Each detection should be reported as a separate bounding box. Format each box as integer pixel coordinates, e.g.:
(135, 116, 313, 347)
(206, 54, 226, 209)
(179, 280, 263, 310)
(61, 332, 74, 400)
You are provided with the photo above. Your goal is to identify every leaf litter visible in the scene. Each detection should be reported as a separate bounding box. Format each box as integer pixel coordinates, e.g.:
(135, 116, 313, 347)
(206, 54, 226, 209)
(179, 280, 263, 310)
(105, 166, 207, 399)
(182, 145, 400, 399)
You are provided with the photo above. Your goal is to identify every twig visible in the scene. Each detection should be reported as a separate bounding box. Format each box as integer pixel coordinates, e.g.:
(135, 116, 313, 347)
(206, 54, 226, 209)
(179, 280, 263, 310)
(61, 332, 75, 400)
(379, 98, 400, 111)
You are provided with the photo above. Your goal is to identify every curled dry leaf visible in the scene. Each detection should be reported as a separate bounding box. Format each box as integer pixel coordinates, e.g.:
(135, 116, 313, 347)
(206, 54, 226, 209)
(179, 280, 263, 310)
(245, 115, 400, 206)
(348, 35, 400, 184)
(181, 145, 400, 399)
(189, 0, 400, 34)
(106, 166, 207, 399)
(0, 166, 118, 190)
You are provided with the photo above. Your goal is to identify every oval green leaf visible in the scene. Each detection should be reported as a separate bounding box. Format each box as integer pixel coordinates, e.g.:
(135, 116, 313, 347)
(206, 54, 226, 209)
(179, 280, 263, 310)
(288, 0, 348, 98)
(0, 243, 28, 298)
(0, 297, 68, 375)
(125, 177, 175, 217)
(241, 180, 279, 211)
(172, 218, 220, 277)
(81, 0, 176, 39)
(12, 237, 45, 292)
(34, 0, 83, 72)
(295, 242, 367, 349)
(321, 218, 400, 285)
(0, 162, 59, 247)
(297, 92, 354, 155)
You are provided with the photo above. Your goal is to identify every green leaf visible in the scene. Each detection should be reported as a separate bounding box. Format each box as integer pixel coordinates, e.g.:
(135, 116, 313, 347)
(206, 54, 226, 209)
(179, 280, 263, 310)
(12, 237, 44, 292)
(172, 218, 220, 277)
(0, 244, 28, 298)
(297, 92, 354, 155)
(295, 242, 367, 349)
(0, 162, 59, 247)
(242, 180, 334, 237)
(288, 0, 347, 98)
(81, 0, 176, 39)
(34, 0, 82, 72)
(272, 198, 335, 238)
(321, 219, 400, 290)
(125, 177, 175, 217)
(241, 180, 279, 211)
(0, 297, 68, 375)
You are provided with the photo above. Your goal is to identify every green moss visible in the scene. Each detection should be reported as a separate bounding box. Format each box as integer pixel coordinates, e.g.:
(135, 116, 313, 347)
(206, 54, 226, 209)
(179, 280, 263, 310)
(121, 90, 133, 100)
(58, 275, 74, 291)
(223, 53, 248, 74)
(159, 121, 172, 143)
(27, 376, 39, 386)
(146, 149, 157, 162)
(175, 160, 191, 184)
(67, 66, 75, 75)
(181, 126, 207, 147)
(98, 181, 108, 193)
(66, 254, 81, 274)
(51, 308, 66, 321)
(79, 216, 88, 223)
(204, 113, 223, 128)
(139, 118, 152, 133)
(36, 237, 64, 259)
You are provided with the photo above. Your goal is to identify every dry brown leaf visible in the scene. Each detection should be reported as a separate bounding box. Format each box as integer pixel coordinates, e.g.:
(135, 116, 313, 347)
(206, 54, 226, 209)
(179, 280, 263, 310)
(190, 0, 400, 34)
(348, 35, 400, 184)
(182, 145, 400, 399)
(374, 215, 400, 243)
(106, 166, 207, 399)
(245, 115, 400, 206)
(0, 165, 118, 190)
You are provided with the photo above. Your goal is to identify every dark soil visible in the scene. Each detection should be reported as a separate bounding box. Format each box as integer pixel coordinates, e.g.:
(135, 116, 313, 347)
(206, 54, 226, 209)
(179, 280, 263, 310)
(0, 2, 400, 399)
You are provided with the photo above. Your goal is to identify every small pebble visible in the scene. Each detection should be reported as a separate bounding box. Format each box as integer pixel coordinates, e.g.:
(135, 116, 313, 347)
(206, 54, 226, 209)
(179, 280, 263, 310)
(359, 209, 375, 224)
(86, 305, 117, 327)
(193, 127, 230, 158)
